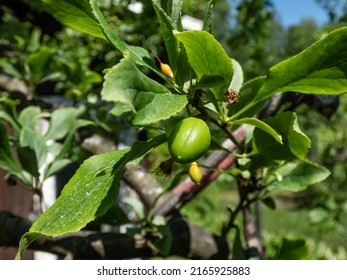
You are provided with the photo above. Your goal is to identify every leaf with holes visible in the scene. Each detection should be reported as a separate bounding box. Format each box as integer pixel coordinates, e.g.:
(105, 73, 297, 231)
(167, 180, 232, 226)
(16, 135, 166, 259)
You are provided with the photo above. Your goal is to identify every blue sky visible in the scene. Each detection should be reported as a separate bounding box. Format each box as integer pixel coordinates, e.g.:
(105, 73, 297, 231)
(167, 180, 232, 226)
(272, 0, 329, 27)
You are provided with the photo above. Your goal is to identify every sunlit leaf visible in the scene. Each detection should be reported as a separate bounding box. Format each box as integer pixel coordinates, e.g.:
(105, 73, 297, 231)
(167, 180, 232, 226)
(232, 117, 282, 144)
(256, 27, 347, 103)
(176, 30, 233, 100)
(16, 135, 166, 259)
(267, 160, 330, 192)
(42, 0, 105, 39)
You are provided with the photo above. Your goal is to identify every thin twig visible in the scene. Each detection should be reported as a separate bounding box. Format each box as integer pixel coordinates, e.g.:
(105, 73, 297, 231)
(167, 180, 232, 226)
(221, 190, 246, 239)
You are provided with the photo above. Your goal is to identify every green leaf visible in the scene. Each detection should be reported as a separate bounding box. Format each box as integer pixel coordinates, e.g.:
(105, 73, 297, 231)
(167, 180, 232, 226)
(127, 46, 157, 69)
(74, 119, 95, 130)
(44, 107, 80, 141)
(122, 197, 145, 220)
(232, 227, 247, 260)
(89, 0, 126, 51)
(0, 97, 21, 135)
(0, 121, 32, 185)
(79, 71, 102, 91)
(44, 158, 72, 179)
(195, 75, 225, 89)
(50, 116, 93, 163)
(174, 44, 191, 88)
(18, 106, 41, 129)
(93, 204, 130, 226)
(15, 232, 41, 260)
(19, 127, 48, 168)
(101, 57, 187, 126)
(152, 225, 172, 257)
(275, 238, 309, 260)
(152, 215, 166, 226)
(16, 135, 166, 258)
(0, 58, 23, 79)
(150, 0, 189, 85)
(0, 121, 13, 159)
(0, 121, 22, 174)
(133, 91, 187, 127)
(229, 59, 244, 92)
(17, 147, 40, 177)
(89, 0, 155, 70)
(124, 134, 167, 163)
(155, 0, 183, 30)
(237, 157, 251, 168)
(27, 27, 42, 53)
(25, 47, 54, 82)
(0, 111, 20, 136)
(29, 149, 129, 236)
(169, 0, 184, 31)
(176, 30, 233, 100)
(151, 0, 188, 85)
(253, 112, 311, 161)
(261, 197, 276, 210)
(232, 118, 282, 144)
(42, 0, 105, 39)
(152, 0, 180, 70)
(308, 208, 329, 224)
(256, 27, 347, 103)
(267, 160, 330, 192)
(203, 0, 218, 32)
(89, 1, 157, 71)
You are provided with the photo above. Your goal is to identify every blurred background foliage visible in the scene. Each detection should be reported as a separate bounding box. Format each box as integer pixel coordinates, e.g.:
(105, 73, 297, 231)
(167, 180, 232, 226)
(0, 0, 346, 259)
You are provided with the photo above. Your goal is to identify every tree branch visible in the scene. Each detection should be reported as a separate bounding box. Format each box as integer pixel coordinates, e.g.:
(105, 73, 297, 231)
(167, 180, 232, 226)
(0, 211, 228, 259)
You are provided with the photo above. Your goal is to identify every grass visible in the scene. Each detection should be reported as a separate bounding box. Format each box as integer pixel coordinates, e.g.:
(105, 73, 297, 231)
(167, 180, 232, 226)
(179, 177, 347, 259)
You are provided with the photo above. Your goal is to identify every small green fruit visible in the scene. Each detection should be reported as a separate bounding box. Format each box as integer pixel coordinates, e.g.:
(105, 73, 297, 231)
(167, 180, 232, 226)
(168, 117, 211, 164)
